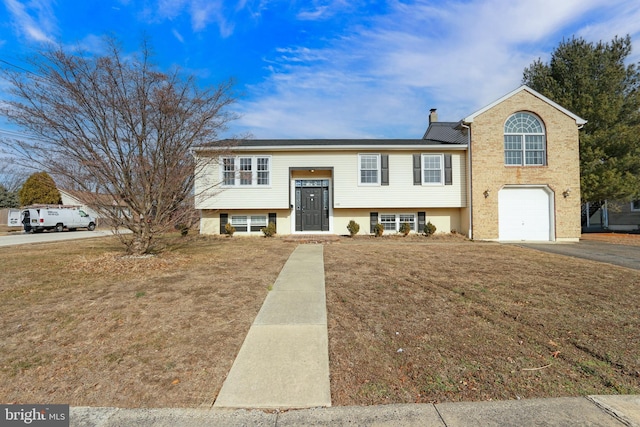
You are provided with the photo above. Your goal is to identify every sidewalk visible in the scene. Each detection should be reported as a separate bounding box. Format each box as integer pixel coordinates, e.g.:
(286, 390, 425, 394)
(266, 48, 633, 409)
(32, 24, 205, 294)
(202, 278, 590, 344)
(213, 244, 331, 409)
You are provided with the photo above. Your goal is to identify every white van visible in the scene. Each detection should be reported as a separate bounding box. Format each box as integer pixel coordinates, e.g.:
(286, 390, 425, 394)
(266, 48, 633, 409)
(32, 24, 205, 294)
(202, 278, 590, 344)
(21, 206, 96, 233)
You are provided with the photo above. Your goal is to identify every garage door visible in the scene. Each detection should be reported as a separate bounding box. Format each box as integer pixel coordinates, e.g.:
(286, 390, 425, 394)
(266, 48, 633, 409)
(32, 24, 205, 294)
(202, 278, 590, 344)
(498, 187, 552, 241)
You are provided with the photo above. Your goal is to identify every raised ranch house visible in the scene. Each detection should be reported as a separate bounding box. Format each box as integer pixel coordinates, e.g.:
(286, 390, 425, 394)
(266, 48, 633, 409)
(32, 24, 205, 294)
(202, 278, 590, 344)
(194, 85, 586, 242)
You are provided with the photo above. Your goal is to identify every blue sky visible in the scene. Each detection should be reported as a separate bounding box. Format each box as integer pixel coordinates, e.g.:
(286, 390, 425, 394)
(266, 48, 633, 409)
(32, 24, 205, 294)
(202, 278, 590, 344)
(1, 0, 640, 140)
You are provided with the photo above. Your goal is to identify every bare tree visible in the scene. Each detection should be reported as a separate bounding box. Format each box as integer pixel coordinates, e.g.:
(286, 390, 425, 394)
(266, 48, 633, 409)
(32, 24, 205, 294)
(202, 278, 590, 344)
(0, 157, 28, 193)
(0, 38, 236, 254)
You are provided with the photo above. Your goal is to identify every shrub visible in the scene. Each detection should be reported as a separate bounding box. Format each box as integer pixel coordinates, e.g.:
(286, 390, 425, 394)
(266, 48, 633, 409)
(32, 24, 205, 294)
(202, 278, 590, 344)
(399, 222, 411, 236)
(347, 220, 360, 237)
(224, 222, 236, 236)
(424, 221, 436, 237)
(261, 221, 277, 237)
(174, 223, 189, 237)
(373, 223, 384, 237)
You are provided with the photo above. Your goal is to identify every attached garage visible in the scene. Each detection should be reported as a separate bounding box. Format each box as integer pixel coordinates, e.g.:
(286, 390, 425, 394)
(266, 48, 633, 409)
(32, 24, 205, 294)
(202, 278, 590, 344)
(498, 186, 554, 241)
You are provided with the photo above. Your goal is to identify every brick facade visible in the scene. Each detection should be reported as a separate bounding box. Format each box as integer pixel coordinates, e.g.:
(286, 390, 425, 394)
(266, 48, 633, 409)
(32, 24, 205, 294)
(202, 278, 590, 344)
(469, 90, 582, 241)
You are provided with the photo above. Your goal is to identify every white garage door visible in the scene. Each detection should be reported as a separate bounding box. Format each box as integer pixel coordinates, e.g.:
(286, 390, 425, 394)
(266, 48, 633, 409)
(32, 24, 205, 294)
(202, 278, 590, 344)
(498, 187, 552, 241)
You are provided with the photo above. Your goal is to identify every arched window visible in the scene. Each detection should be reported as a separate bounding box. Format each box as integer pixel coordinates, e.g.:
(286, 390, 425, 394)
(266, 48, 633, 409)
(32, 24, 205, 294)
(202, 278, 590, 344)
(504, 112, 546, 166)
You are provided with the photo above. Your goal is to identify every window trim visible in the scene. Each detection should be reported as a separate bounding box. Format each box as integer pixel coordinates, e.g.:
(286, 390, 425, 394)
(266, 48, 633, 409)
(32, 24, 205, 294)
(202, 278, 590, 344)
(379, 213, 417, 233)
(358, 153, 381, 186)
(421, 153, 444, 186)
(504, 112, 547, 167)
(230, 215, 248, 232)
(230, 214, 268, 233)
(220, 156, 271, 187)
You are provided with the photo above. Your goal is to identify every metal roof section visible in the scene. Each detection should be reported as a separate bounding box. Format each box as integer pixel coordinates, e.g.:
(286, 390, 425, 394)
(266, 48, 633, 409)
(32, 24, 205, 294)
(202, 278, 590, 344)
(422, 122, 468, 144)
(462, 85, 587, 126)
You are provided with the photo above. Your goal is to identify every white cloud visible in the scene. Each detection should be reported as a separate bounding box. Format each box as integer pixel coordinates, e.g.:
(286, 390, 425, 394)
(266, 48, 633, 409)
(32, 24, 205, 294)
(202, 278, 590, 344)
(231, 0, 640, 138)
(172, 28, 185, 43)
(153, 0, 235, 37)
(296, 6, 329, 21)
(3, 0, 57, 43)
(65, 34, 109, 55)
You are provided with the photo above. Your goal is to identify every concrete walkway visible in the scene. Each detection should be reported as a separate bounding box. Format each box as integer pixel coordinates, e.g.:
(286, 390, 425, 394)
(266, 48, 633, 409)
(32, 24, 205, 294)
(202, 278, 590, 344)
(213, 244, 331, 409)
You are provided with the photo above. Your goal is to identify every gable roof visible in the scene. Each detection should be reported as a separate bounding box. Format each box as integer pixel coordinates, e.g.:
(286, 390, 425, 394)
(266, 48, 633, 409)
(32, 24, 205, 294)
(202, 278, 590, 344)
(462, 85, 587, 126)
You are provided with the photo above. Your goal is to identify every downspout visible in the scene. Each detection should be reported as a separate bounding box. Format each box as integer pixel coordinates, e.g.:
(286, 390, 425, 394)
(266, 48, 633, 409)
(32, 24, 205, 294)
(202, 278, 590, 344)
(460, 122, 472, 239)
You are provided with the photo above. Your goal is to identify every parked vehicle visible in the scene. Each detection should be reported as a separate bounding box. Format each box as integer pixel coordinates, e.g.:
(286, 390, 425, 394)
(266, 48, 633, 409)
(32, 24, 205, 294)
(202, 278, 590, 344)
(21, 206, 96, 232)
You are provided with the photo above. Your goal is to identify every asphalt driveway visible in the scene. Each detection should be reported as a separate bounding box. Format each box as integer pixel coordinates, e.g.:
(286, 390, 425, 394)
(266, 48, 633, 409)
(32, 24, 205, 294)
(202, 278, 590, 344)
(517, 240, 640, 270)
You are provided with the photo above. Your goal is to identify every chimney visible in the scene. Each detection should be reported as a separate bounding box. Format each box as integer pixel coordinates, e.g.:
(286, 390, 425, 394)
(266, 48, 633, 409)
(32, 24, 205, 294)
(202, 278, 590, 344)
(429, 108, 438, 125)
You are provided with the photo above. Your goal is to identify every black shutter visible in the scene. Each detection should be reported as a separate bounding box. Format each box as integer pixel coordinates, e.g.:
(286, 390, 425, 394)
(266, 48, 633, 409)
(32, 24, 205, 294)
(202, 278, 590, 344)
(418, 211, 426, 233)
(381, 154, 389, 186)
(370, 212, 378, 233)
(268, 212, 277, 232)
(444, 154, 452, 185)
(220, 213, 228, 234)
(413, 154, 421, 185)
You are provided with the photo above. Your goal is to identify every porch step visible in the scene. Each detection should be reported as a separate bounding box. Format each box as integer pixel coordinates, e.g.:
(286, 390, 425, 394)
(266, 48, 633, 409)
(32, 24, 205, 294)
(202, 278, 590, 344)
(282, 234, 341, 244)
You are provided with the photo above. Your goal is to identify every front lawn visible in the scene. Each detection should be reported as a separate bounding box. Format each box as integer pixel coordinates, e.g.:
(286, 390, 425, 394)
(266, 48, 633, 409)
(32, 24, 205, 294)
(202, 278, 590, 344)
(1, 234, 638, 407)
(325, 238, 640, 404)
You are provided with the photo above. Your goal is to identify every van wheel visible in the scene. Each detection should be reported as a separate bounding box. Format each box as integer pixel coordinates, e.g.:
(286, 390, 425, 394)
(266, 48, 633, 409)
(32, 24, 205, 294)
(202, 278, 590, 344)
(88, 223, 96, 231)
(55, 223, 64, 232)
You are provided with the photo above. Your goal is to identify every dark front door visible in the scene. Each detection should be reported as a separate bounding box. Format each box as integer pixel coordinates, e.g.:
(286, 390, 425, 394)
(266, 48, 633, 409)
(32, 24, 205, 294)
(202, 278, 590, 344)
(295, 179, 330, 232)
(301, 187, 322, 231)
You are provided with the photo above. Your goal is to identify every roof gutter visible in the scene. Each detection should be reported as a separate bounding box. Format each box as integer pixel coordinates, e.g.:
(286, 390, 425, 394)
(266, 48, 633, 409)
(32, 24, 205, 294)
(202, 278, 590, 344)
(193, 144, 469, 153)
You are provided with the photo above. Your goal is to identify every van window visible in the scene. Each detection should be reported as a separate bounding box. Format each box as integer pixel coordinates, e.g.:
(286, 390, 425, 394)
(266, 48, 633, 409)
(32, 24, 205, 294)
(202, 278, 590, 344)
(79, 210, 88, 217)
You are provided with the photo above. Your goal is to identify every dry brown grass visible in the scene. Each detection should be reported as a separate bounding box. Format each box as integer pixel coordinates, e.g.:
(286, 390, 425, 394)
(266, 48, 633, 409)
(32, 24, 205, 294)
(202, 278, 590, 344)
(325, 238, 640, 405)
(0, 235, 295, 408)
(581, 232, 640, 246)
(2, 232, 639, 408)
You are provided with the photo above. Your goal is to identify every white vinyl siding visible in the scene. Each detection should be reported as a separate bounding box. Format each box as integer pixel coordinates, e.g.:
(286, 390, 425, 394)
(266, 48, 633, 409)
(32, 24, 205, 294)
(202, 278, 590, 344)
(196, 151, 466, 210)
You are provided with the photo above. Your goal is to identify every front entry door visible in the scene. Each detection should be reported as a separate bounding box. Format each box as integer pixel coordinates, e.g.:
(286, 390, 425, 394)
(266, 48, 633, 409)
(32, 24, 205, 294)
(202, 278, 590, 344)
(301, 187, 322, 231)
(295, 179, 330, 232)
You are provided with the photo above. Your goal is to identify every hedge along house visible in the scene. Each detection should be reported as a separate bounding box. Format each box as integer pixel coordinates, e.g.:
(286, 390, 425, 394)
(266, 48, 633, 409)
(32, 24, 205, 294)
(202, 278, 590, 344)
(194, 85, 586, 241)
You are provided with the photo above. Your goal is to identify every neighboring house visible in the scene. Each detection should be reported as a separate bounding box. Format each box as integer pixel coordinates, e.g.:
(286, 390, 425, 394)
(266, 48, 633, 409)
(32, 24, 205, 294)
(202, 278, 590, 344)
(59, 189, 130, 225)
(194, 85, 586, 242)
(583, 200, 640, 232)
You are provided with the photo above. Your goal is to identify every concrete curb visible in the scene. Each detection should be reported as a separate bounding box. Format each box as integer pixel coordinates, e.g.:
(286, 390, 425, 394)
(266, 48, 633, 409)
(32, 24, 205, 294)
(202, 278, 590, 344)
(71, 396, 640, 426)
